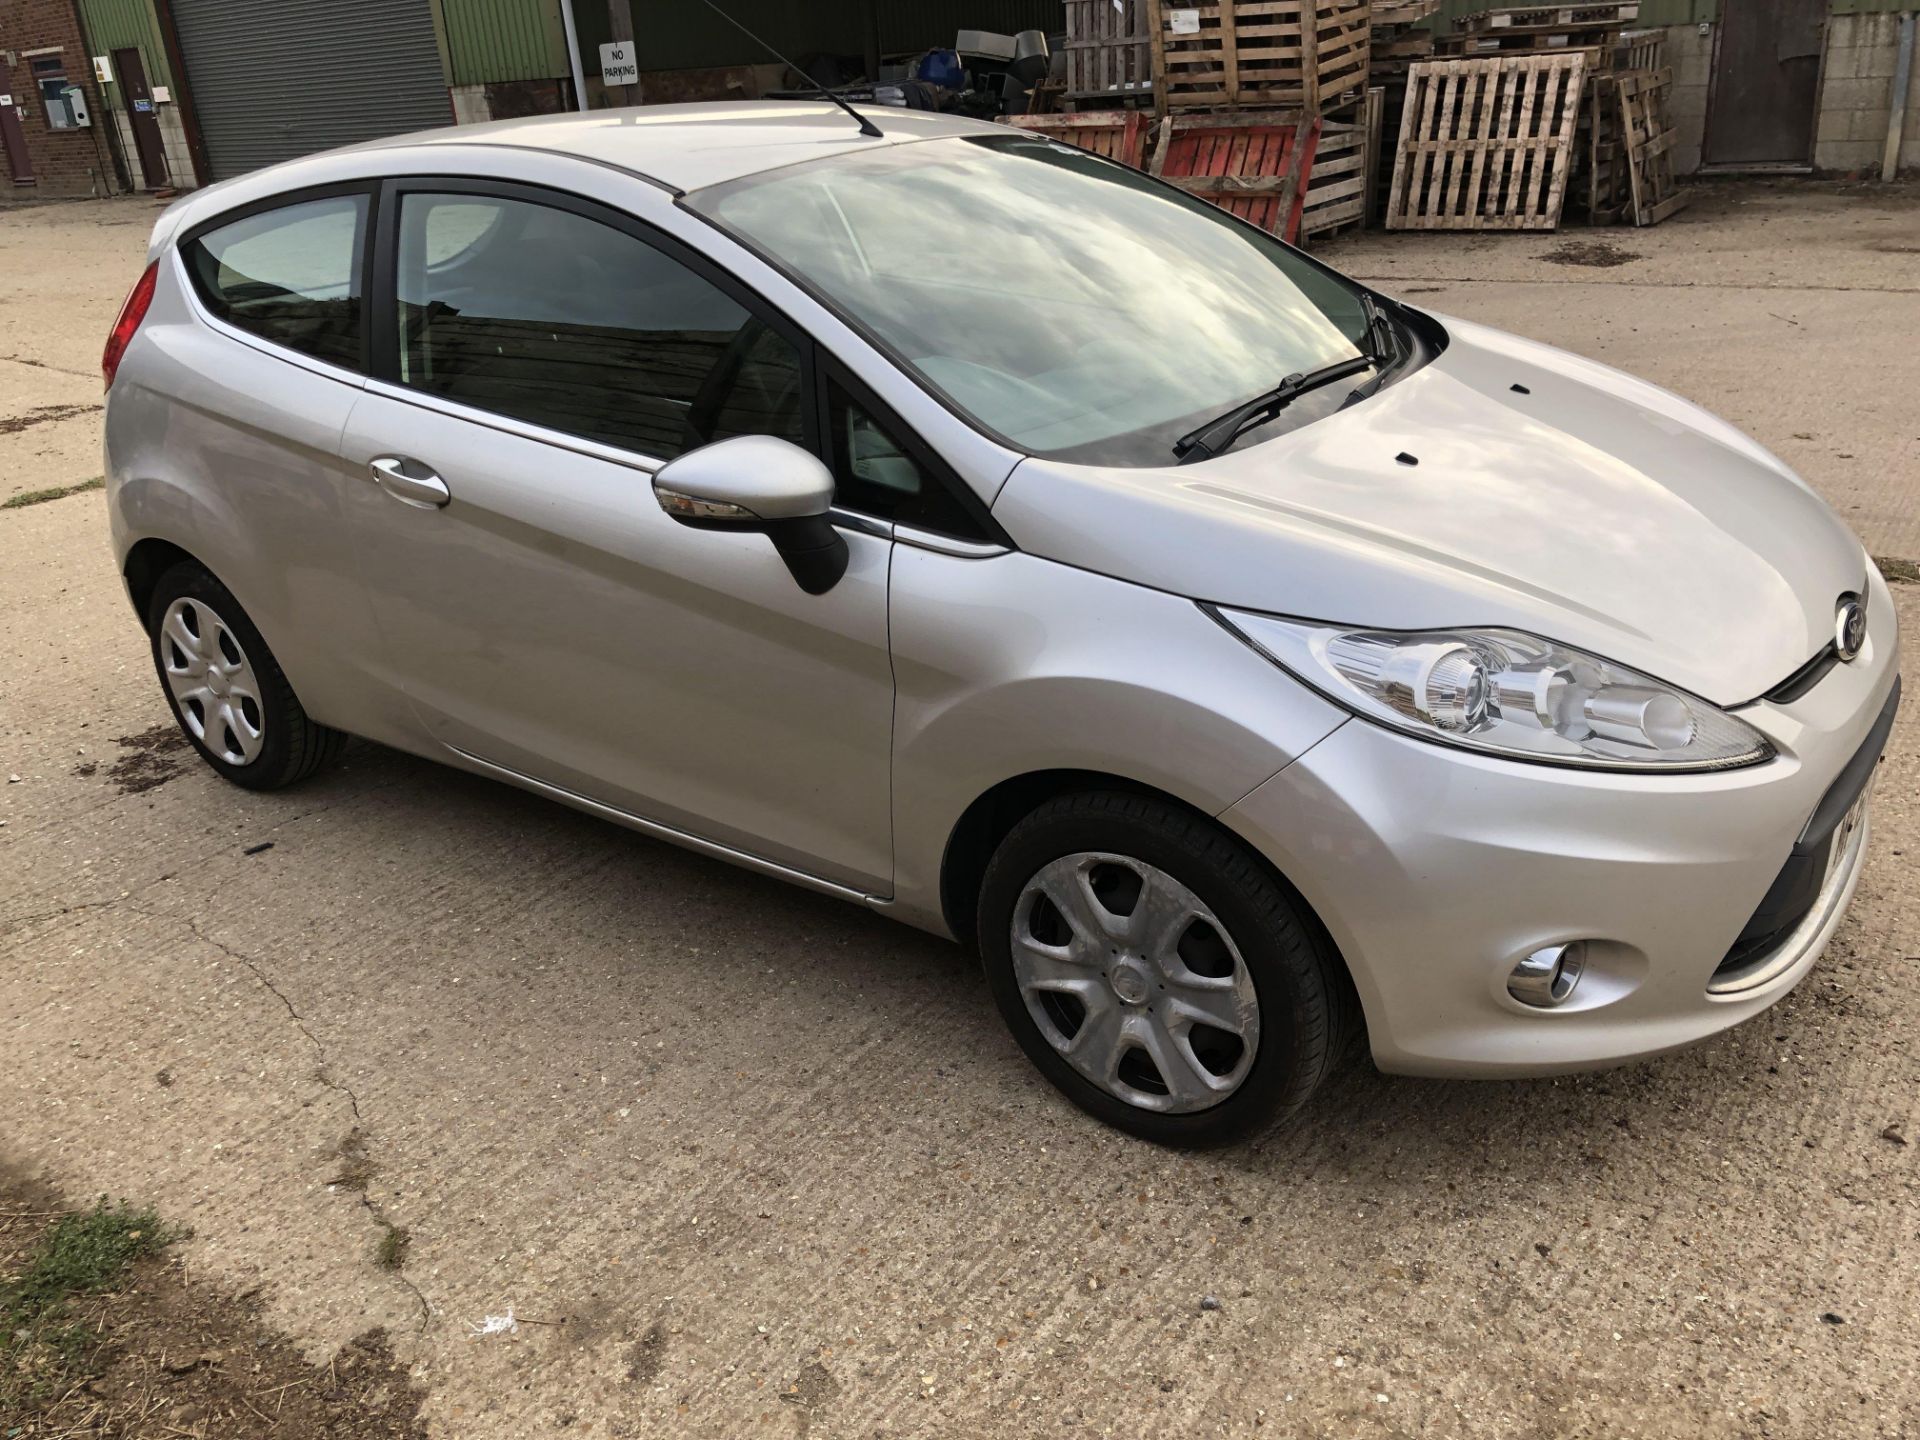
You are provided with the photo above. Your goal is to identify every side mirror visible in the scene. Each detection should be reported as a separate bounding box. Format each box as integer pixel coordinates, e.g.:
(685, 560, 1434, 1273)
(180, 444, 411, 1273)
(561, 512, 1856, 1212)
(652, 435, 849, 595)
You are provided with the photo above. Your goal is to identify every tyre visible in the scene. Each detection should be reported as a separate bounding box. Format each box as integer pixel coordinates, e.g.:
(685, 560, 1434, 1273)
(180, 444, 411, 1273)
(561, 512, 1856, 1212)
(146, 561, 346, 791)
(977, 790, 1347, 1146)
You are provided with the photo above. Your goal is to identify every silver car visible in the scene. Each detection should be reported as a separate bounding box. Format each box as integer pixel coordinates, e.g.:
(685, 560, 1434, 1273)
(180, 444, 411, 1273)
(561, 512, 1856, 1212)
(103, 104, 1899, 1145)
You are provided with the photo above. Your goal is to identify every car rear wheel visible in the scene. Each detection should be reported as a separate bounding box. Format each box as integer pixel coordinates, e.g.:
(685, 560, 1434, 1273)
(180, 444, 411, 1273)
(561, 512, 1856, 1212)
(146, 561, 345, 790)
(977, 790, 1347, 1146)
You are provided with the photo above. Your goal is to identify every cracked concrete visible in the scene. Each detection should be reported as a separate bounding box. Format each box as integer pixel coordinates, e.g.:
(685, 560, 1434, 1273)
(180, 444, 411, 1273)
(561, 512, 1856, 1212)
(160, 906, 436, 1330)
(3, 187, 1919, 1438)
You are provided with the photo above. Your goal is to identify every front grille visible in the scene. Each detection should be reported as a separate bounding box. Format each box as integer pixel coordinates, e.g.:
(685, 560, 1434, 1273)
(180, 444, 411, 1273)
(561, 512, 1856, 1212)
(1763, 642, 1839, 705)
(1760, 584, 1867, 705)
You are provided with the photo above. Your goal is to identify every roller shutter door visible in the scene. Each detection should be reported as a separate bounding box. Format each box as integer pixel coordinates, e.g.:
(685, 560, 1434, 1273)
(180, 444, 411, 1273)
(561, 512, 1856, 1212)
(171, 0, 452, 181)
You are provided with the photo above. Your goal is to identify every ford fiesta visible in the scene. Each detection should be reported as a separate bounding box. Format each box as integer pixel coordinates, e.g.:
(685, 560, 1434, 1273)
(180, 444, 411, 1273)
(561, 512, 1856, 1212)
(101, 104, 1899, 1145)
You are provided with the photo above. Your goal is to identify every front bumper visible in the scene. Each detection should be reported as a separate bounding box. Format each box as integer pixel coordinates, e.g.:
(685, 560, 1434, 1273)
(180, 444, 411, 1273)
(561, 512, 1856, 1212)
(1222, 568, 1901, 1078)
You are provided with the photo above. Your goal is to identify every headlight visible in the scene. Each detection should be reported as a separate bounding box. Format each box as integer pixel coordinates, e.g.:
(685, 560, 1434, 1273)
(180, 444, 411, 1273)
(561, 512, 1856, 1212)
(1212, 609, 1773, 772)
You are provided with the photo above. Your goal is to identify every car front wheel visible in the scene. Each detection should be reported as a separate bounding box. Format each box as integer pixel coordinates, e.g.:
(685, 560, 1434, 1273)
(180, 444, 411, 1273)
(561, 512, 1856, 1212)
(977, 790, 1348, 1146)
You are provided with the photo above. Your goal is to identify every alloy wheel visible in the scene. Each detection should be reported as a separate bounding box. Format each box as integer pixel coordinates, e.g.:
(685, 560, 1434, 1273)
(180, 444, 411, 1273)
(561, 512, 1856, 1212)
(159, 596, 266, 766)
(1010, 852, 1260, 1113)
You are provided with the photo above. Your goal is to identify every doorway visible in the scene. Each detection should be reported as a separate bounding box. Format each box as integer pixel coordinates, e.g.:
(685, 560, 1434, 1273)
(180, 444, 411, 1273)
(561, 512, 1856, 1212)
(1703, 0, 1827, 168)
(0, 93, 32, 185)
(112, 49, 170, 188)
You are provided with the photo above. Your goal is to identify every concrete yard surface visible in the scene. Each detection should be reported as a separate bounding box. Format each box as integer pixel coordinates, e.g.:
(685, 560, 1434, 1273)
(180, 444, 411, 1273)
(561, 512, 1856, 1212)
(2, 185, 1918, 1438)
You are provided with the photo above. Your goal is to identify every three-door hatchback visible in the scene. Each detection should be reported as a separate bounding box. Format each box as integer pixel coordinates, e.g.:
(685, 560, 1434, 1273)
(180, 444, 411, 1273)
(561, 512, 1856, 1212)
(103, 103, 1899, 1144)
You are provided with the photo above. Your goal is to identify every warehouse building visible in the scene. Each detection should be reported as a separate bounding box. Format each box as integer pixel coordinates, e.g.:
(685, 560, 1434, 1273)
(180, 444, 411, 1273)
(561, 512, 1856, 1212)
(1, 0, 123, 195)
(6, 1, 1912, 195)
(55, 0, 1062, 189)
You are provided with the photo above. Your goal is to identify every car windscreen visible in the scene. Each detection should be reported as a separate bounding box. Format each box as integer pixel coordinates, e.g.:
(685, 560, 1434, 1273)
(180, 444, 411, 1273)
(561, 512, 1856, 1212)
(690, 134, 1378, 467)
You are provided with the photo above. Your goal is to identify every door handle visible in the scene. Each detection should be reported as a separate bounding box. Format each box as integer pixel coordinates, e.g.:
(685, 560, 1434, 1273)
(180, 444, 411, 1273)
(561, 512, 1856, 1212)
(369, 456, 451, 509)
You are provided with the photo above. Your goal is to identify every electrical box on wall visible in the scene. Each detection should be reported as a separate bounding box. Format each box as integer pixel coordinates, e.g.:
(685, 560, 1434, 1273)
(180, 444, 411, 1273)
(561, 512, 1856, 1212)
(65, 85, 91, 127)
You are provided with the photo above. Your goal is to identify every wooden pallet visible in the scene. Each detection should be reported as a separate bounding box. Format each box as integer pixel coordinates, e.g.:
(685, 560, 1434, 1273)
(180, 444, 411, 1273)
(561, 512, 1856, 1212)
(1065, 0, 1156, 103)
(1150, 0, 1372, 114)
(1371, 29, 1435, 78)
(1003, 110, 1154, 169)
(1300, 90, 1383, 241)
(1437, 29, 1620, 61)
(1617, 65, 1687, 225)
(1617, 30, 1664, 72)
(1457, 2, 1636, 31)
(1148, 111, 1322, 241)
(1580, 71, 1629, 223)
(1386, 53, 1588, 230)
(1372, 0, 1437, 23)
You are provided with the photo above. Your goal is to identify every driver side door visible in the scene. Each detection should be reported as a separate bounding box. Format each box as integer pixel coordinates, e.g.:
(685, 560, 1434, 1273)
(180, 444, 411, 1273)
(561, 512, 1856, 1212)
(336, 179, 895, 893)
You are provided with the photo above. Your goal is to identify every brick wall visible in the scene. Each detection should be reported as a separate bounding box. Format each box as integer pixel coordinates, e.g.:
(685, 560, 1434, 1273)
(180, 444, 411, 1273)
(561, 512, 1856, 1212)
(1814, 11, 1919, 177)
(0, 0, 125, 196)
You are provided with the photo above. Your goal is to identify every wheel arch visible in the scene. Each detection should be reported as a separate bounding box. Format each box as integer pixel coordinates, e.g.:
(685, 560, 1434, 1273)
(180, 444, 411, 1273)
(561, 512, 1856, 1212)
(940, 768, 1367, 1059)
(938, 769, 1362, 1038)
(123, 536, 201, 621)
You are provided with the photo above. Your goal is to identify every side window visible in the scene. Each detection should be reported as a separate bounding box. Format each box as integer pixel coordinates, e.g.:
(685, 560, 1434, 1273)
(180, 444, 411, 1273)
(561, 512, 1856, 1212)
(827, 379, 991, 541)
(394, 192, 804, 461)
(184, 194, 367, 371)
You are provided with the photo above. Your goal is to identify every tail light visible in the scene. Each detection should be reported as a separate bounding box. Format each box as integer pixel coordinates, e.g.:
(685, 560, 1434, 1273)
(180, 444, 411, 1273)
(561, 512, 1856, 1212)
(103, 260, 160, 391)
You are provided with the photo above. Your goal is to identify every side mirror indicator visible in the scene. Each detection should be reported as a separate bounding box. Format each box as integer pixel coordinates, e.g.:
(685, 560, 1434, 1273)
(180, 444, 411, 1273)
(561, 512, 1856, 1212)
(655, 487, 760, 526)
(652, 435, 850, 595)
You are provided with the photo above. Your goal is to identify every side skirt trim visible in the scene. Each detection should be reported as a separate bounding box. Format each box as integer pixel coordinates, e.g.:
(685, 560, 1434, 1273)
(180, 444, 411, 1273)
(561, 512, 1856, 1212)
(445, 744, 882, 906)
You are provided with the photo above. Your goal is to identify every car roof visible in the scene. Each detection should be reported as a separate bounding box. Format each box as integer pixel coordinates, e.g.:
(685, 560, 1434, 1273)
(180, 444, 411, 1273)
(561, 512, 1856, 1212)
(357, 101, 1003, 193)
(151, 102, 1007, 254)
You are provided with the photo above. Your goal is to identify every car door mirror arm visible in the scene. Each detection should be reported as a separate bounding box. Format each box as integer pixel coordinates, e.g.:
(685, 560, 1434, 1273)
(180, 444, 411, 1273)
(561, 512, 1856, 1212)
(652, 435, 849, 594)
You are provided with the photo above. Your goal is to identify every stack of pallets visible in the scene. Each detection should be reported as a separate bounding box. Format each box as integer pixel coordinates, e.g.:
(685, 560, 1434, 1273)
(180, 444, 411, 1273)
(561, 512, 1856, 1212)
(1435, 2, 1640, 60)
(1384, 3, 1680, 230)
(1577, 30, 1661, 221)
(1148, 0, 1373, 115)
(1365, 0, 1439, 222)
(1369, 0, 1439, 82)
(1024, 2, 1384, 245)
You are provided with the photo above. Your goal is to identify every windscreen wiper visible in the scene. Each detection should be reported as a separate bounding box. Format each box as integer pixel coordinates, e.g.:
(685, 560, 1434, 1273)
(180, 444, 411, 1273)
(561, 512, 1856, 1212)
(1172, 353, 1377, 465)
(1340, 292, 1402, 409)
(1360, 291, 1398, 371)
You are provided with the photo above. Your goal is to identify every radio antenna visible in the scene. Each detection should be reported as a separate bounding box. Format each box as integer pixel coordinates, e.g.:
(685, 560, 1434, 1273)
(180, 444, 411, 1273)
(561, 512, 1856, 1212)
(690, 0, 885, 138)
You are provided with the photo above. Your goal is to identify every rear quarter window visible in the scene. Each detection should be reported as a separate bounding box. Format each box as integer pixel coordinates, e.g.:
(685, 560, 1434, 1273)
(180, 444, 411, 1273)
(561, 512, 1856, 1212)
(183, 194, 367, 371)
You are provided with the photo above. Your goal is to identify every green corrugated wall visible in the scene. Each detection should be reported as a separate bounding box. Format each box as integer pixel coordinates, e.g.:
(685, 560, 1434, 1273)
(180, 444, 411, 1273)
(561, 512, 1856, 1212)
(568, 0, 1067, 74)
(1431, 1, 1919, 28)
(74, 0, 176, 109)
(440, 0, 568, 84)
(1429, 0, 1714, 26)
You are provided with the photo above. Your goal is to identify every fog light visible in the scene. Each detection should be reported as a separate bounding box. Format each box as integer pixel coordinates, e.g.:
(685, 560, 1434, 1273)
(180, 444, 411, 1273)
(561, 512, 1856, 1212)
(1508, 942, 1586, 1008)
